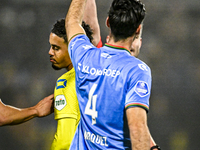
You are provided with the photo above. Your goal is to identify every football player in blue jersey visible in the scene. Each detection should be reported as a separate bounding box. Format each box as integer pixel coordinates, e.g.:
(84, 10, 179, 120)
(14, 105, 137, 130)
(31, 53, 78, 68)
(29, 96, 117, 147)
(107, 23, 160, 149)
(65, 0, 157, 149)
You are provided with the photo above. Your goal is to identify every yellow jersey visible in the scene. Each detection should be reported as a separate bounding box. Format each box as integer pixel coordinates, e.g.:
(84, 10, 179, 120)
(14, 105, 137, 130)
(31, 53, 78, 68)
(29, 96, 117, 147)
(51, 68, 80, 150)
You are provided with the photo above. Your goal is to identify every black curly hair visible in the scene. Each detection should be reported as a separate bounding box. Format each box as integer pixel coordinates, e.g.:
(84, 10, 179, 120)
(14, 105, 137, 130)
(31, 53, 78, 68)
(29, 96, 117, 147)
(51, 19, 93, 43)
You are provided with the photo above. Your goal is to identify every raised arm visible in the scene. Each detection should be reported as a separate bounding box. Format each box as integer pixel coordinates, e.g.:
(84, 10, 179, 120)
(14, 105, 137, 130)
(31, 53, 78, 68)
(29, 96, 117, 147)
(83, 0, 101, 47)
(0, 94, 54, 126)
(126, 107, 150, 150)
(65, 0, 87, 42)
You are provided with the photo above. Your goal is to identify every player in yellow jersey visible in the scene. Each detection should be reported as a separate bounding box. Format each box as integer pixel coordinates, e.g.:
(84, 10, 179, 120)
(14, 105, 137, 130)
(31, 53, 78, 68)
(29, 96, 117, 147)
(49, 0, 101, 149)
(51, 66, 79, 149)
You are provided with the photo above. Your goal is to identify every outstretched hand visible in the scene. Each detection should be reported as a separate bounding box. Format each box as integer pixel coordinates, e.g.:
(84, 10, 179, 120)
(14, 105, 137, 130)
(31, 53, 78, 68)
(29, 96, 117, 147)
(34, 94, 54, 117)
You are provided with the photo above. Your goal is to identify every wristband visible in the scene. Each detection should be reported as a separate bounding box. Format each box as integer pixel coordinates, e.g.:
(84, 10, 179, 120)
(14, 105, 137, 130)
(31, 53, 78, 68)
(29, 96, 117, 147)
(150, 145, 161, 150)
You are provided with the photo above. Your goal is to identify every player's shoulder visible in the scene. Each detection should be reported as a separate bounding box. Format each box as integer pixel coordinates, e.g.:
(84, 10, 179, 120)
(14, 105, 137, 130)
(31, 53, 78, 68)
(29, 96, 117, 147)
(57, 68, 75, 81)
(125, 56, 151, 75)
(127, 56, 150, 68)
(69, 34, 97, 53)
(69, 34, 91, 46)
(135, 58, 150, 72)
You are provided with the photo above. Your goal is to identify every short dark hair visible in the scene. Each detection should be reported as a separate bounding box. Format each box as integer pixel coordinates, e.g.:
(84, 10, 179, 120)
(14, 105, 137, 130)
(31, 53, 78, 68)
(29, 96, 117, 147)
(108, 0, 146, 42)
(51, 19, 93, 43)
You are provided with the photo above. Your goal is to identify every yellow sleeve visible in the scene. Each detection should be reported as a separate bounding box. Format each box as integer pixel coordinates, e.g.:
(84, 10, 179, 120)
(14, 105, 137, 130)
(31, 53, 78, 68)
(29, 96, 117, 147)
(51, 118, 77, 150)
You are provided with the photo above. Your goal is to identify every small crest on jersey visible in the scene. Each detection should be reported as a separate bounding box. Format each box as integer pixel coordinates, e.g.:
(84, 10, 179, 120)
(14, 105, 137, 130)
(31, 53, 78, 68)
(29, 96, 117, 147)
(56, 79, 67, 90)
(134, 81, 150, 97)
(138, 64, 148, 71)
(55, 95, 67, 111)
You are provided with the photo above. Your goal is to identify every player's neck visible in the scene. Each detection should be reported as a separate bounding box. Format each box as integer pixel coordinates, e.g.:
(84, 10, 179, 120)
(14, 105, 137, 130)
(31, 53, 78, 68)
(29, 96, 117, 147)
(107, 36, 134, 52)
(66, 63, 73, 71)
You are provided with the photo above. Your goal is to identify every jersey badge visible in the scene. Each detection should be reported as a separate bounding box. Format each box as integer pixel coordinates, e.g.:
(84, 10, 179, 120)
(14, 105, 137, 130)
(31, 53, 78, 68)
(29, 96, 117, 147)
(56, 79, 67, 90)
(134, 81, 150, 97)
(55, 95, 67, 111)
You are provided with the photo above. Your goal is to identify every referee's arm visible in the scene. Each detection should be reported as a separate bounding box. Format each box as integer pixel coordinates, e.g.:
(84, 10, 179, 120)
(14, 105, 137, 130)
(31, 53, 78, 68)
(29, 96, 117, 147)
(83, 0, 101, 47)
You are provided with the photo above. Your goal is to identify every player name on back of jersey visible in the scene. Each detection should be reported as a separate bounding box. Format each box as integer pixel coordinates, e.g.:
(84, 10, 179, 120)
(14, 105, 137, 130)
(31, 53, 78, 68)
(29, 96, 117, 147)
(78, 63, 120, 78)
(84, 130, 108, 147)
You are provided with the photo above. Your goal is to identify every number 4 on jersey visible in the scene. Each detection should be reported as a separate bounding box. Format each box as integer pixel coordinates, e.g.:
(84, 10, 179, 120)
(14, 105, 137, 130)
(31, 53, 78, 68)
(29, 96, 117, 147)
(85, 84, 98, 125)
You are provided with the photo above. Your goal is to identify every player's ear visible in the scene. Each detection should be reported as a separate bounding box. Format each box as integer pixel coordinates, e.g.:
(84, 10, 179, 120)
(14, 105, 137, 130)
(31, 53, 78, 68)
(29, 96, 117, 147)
(139, 38, 142, 49)
(135, 24, 141, 35)
(105, 17, 110, 28)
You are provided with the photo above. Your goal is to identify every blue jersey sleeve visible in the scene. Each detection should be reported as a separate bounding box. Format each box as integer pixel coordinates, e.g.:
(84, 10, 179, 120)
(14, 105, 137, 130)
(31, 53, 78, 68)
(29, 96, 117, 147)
(125, 65, 152, 112)
(68, 34, 95, 68)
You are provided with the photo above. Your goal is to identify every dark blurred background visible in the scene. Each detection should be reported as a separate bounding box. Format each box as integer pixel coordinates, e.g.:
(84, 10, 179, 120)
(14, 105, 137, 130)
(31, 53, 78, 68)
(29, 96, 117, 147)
(0, 0, 200, 149)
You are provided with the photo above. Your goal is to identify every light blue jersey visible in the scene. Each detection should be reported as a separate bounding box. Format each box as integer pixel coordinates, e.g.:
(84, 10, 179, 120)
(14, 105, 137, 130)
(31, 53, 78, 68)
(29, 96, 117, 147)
(68, 34, 152, 150)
